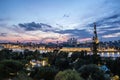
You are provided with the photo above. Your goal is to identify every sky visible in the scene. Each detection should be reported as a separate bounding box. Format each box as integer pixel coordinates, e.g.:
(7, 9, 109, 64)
(0, 0, 120, 43)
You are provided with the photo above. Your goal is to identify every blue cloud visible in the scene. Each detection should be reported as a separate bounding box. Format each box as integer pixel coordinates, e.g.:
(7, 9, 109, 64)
(105, 14, 120, 20)
(18, 22, 52, 31)
(17, 22, 92, 39)
(16, 13, 120, 41)
(0, 33, 7, 37)
(87, 14, 120, 27)
(0, 18, 11, 22)
(55, 29, 92, 38)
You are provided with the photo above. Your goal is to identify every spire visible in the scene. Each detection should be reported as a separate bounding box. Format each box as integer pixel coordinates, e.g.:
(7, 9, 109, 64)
(92, 23, 99, 55)
(94, 23, 97, 38)
(93, 23, 99, 44)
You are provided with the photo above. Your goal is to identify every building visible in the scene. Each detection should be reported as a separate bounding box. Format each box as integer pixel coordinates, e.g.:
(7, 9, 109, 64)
(67, 38, 77, 47)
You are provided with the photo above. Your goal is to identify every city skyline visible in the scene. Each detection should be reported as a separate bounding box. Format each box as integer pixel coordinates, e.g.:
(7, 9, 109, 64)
(0, 0, 120, 43)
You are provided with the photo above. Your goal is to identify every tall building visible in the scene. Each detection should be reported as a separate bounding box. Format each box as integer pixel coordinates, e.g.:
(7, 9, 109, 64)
(67, 38, 77, 46)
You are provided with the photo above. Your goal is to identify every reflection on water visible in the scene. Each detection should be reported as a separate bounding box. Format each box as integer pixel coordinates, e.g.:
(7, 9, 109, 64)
(76, 52, 120, 57)
(98, 52, 120, 57)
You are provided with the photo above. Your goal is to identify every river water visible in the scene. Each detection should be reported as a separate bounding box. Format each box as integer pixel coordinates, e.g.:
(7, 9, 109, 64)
(7, 49, 120, 58)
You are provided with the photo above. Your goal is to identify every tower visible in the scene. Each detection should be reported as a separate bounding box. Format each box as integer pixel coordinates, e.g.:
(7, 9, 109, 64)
(93, 23, 99, 44)
(92, 23, 99, 55)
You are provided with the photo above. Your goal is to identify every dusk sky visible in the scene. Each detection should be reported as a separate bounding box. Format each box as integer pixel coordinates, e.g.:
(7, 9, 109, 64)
(0, 0, 120, 43)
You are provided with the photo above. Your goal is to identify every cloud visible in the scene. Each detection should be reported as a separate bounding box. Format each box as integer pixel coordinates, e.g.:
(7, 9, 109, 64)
(0, 33, 7, 37)
(17, 22, 92, 39)
(104, 14, 120, 20)
(0, 18, 5, 21)
(6, 13, 120, 42)
(87, 14, 120, 27)
(63, 14, 69, 18)
(102, 32, 120, 38)
(0, 23, 7, 27)
(0, 18, 11, 22)
(14, 22, 93, 42)
(18, 22, 53, 31)
(78, 38, 92, 42)
(84, 13, 120, 39)
(55, 29, 92, 38)
(41, 37, 58, 43)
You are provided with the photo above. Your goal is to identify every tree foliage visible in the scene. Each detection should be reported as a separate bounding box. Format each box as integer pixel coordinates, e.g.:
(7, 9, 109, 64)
(55, 69, 84, 80)
(78, 64, 106, 80)
(30, 66, 58, 80)
(12, 72, 33, 80)
(0, 60, 23, 79)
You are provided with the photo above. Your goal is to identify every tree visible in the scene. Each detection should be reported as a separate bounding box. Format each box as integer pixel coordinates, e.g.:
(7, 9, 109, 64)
(0, 60, 23, 79)
(71, 52, 81, 62)
(57, 51, 68, 58)
(12, 71, 33, 80)
(24, 49, 34, 59)
(55, 58, 70, 70)
(31, 66, 58, 80)
(46, 52, 57, 65)
(73, 58, 89, 70)
(106, 57, 120, 77)
(55, 69, 84, 80)
(78, 64, 106, 80)
(33, 50, 40, 60)
(0, 49, 12, 60)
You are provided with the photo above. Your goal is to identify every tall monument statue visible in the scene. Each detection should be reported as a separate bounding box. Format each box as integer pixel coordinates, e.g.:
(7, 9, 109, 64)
(92, 23, 99, 55)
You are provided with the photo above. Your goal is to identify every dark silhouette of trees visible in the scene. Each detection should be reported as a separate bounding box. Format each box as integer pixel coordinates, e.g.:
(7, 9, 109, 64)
(0, 49, 12, 60)
(70, 51, 81, 62)
(55, 69, 84, 80)
(78, 64, 107, 80)
(0, 60, 23, 79)
(73, 58, 90, 70)
(55, 57, 70, 70)
(12, 71, 33, 80)
(30, 66, 58, 80)
(45, 52, 57, 65)
(0, 47, 119, 80)
(106, 57, 120, 77)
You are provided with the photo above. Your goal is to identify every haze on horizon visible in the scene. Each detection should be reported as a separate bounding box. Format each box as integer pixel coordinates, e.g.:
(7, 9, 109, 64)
(0, 0, 120, 43)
